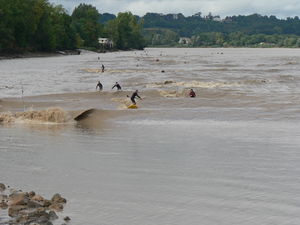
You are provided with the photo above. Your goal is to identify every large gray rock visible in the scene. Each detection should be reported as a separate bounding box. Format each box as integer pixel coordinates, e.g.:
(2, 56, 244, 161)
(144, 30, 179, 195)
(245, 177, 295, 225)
(28, 191, 36, 198)
(8, 205, 27, 217)
(0, 194, 8, 201)
(49, 210, 58, 220)
(0, 183, 6, 192)
(63, 216, 71, 222)
(1, 185, 68, 225)
(0, 200, 8, 209)
(27, 200, 43, 208)
(32, 194, 44, 202)
(51, 193, 66, 204)
(43, 200, 52, 207)
(49, 203, 64, 212)
(8, 192, 29, 206)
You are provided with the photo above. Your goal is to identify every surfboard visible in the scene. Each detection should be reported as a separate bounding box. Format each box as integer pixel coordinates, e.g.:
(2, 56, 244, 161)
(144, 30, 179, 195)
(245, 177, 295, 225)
(74, 108, 96, 121)
(127, 104, 138, 109)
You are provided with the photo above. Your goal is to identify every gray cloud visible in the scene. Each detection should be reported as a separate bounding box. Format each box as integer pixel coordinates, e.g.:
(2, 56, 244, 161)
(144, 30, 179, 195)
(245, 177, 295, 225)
(49, 0, 300, 18)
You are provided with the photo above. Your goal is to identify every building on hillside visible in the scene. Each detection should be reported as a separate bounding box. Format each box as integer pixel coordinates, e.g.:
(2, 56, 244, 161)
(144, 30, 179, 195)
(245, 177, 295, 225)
(213, 16, 222, 22)
(178, 37, 192, 45)
(192, 12, 202, 18)
(98, 38, 113, 48)
(223, 17, 233, 22)
(164, 13, 184, 20)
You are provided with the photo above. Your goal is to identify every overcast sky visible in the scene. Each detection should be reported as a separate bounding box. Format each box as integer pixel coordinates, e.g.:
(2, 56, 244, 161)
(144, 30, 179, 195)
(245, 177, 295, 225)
(48, 0, 300, 18)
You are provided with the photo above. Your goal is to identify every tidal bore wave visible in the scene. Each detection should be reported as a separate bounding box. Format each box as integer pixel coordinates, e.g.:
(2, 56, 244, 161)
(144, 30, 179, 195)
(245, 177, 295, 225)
(0, 108, 70, 124)
(146, 79, 268, 89)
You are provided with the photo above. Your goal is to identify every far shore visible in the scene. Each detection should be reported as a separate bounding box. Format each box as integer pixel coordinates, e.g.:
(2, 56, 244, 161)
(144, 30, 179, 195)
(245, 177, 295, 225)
(0, 49, 81, 60)
(0, 48, 141, 60)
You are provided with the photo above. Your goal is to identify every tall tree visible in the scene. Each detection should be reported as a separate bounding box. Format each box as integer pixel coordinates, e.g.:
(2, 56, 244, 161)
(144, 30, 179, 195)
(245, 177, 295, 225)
(0, 0, 76, 53)
(71, 3, 102, 48)
(105, 12, 145, 50)
(51, 5, 77, 50)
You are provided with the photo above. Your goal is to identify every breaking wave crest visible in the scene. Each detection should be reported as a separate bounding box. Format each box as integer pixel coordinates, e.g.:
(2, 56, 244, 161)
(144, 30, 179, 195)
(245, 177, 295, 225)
(146, 80, 239, 89)
(81, 68, 154, 74)
(0, 108, 70, 124)
(111, 97, 134, 109)
(146, 79, 268, 89)
(158, 90, 185, 98)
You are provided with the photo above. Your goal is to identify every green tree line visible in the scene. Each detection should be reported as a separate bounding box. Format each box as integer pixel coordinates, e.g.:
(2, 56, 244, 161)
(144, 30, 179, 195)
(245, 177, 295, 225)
(143, 29, 300, 48)
(0, 0, 77, 52)
(2, 0, 300, 53)
(142, 13, 300, 37)
(141, 13, 300, 47)
(191, 32, 300, 47)
(0, 0, 145, 53)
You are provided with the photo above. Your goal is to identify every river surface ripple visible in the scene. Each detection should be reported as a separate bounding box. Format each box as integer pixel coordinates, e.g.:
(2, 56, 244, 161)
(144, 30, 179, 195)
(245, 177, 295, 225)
(1, 48, 300, 225)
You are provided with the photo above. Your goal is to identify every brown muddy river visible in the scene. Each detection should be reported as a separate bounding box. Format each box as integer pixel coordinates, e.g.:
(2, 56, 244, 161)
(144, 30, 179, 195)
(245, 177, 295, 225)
(1, 48, 300, 225)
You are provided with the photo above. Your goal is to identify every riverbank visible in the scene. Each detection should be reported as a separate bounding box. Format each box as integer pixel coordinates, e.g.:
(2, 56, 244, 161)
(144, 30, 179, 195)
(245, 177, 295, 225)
(0, 183, 70, 225)
(0, 49, 81, 60)
(0, 48, 143, 60)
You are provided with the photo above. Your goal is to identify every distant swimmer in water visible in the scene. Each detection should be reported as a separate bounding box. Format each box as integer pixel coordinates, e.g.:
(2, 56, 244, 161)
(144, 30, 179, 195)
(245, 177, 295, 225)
(101, 64, 105, 72)
(189, 89, 196, 98)
(130, 90, 142, 105)
(112, 82, 122, 90)
(96, 81, 103, 91)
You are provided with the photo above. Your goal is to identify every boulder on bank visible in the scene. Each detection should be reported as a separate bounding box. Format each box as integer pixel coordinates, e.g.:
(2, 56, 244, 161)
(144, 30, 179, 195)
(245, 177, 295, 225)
(0, 200, 8, 209)
(0, 183, 70, 225)
(8, 192, 29, 206)
(0, 183, 6, 192)
(51, 193, 66, 204)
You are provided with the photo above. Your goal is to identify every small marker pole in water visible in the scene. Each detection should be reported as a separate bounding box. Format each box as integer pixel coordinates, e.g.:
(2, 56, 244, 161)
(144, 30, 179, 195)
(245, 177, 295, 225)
(21, 85, 25, 111)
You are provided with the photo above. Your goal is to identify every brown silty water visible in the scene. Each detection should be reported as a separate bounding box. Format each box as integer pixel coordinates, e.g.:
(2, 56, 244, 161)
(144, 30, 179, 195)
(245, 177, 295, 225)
(1, 48, 300, 225)
(1, 48, 300, 121)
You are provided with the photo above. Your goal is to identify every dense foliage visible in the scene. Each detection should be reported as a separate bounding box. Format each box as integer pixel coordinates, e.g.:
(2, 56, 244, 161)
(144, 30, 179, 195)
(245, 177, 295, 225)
(99, 13, 116, 24)
(104, 12, 145, 50)
(71, 3, 102, 48)
(0, 0, 145, 53)
(2, 0, 300, 53)
(141, 13, 300, 47)
(0, 0, 77, 53)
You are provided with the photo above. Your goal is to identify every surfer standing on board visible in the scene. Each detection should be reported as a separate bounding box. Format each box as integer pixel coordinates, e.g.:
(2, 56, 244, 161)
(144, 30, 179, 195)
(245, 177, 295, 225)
(112, 82, 122, 90)
(96, 81, 103, 91)
(101, 64, 105, 72)
(130, 90, 142, 105)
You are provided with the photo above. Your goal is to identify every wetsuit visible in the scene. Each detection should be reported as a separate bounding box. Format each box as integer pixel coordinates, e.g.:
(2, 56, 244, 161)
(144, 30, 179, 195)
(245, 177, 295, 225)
(96, 82, 103, 90)
(112, 83, 121, 90)
(189, 90, 196, 97)
(131, 91, 141, 104)
(101, 64, 105, 72)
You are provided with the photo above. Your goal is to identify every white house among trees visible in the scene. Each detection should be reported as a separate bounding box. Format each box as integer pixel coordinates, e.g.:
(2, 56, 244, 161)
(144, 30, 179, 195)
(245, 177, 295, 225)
(178, 37, 192, 45)
(98, 38, 114, 48)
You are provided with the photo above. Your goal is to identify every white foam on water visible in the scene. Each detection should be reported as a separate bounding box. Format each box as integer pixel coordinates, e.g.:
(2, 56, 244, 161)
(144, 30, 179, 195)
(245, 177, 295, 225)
(0, 108, 71, 124)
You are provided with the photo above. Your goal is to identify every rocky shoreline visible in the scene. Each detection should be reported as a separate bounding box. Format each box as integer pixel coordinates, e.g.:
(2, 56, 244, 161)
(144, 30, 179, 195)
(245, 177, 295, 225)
(0, 183, 70, 225)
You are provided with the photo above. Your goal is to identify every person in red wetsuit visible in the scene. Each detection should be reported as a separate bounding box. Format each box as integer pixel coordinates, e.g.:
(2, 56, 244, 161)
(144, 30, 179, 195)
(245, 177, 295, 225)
(189, 89, 196, 97)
